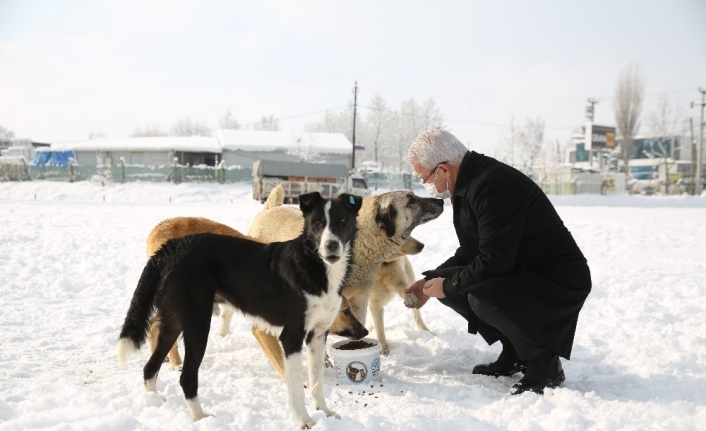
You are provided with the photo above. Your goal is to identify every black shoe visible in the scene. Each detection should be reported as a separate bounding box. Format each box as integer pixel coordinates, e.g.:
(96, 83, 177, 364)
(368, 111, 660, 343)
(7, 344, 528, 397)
(473, 341, 527, 377)
(510, 350, 565, 395)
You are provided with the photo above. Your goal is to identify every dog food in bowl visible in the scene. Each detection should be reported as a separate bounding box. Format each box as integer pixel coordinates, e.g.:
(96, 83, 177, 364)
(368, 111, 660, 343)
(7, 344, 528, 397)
(329, 338, 382, 384)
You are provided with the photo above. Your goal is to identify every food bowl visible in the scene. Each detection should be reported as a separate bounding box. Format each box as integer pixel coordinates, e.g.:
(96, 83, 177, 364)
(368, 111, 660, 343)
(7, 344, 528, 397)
(329, 338, 382, 384)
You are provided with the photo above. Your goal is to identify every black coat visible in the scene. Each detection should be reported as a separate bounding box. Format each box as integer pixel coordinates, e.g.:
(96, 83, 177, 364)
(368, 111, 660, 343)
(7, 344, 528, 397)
(423, 151, 591, 359)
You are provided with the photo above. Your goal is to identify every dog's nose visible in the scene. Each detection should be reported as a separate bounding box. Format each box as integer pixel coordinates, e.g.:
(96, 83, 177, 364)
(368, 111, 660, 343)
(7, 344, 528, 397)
(326, 240, 339, 253)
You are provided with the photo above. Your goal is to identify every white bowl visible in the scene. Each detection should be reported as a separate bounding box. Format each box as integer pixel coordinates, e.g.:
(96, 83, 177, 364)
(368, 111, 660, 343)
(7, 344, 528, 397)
(329, 338, 382, 384)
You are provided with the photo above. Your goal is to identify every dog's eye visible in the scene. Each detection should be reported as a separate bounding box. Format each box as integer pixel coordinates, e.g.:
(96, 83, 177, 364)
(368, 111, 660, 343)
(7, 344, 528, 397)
(313, 219, 325, 226)
(338, 219, 346, 226)
(343, 309, 351, 315)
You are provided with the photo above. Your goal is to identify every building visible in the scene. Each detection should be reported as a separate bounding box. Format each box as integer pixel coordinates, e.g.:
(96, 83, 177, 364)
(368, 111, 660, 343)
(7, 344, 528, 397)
(565, 122, 699, 193)
(45, 130, 354, 169)
(217, 130, 353, 169)
(48, 136, 222, 167)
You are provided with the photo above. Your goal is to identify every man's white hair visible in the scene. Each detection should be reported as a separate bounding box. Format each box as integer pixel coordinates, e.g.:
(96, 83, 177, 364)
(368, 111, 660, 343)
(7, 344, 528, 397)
(405, 127, 468, 170)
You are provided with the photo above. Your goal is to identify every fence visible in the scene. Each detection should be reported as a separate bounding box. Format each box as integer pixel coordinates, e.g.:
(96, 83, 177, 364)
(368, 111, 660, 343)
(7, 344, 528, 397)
(4, 162, 252, 183)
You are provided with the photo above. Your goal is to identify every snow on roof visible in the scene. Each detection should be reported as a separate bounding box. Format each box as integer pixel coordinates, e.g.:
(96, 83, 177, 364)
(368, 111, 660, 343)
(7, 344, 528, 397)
(216, 130, 352, 155)
(47, 131, 353, 155)
(50, 136, 221, 153)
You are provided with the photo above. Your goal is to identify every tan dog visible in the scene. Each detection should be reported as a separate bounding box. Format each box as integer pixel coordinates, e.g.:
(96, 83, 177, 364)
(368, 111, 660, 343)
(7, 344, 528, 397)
(144, 215, 365, 373)
(368, 239, 431, 355)
(223, 184, 443, 377)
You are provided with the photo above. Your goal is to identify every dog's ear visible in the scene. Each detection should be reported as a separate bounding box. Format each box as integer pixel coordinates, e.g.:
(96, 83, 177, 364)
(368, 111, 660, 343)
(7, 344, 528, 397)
(376, 204, 397, 237)
(299, 192, 323, 214)
(340, 194, 362, 215)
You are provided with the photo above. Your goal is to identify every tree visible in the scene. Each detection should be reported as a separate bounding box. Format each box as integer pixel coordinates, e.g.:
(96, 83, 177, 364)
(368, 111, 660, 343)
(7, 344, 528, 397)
(391, 98, 444, 171)
(219, 109, 240, 130)
(647, 93, 686, 193)
(252, 114, 280, 131)
(365, 94, 394, 164)
(0, 124, 15, 139)
(497, 116, 521, 167)
(88, 131, 105, 140)
(613, 62, 646, 175)
(171, 118, 211, 137)
(517, 116, 546, 173)
(131, 122, 167, 137)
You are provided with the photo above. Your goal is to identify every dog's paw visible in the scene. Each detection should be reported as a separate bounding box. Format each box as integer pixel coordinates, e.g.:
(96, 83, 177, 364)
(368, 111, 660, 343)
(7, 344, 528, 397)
(380, 344, 389, 356)
(296, 418, 315, 429)
(317, 406, 340, 419)
(404, 292, 420, 309)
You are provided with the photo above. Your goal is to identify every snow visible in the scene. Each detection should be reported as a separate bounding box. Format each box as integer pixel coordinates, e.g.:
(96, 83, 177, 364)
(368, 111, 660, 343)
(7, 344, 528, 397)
(1, 181, 705, 431)
(49, 136, 222, 153)
(217, 130, 353, 154)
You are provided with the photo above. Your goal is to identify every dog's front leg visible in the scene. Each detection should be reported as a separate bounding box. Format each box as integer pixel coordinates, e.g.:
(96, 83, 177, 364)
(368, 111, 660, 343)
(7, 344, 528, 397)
(282, 335, 314, 429)
(306, 331, 339, 419)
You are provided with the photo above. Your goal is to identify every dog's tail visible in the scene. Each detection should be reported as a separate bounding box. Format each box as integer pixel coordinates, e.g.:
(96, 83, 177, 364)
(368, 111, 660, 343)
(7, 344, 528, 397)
(263, 184, 285, 210)
(116, 259, 161, 368)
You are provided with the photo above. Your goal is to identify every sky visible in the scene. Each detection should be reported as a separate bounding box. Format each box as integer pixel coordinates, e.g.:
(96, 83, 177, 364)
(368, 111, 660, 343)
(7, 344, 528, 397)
(1, 0, 705, 156)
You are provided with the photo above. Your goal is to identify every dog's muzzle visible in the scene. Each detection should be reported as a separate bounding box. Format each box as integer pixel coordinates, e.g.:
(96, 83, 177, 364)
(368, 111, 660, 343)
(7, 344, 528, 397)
(324, 240, 341, 263)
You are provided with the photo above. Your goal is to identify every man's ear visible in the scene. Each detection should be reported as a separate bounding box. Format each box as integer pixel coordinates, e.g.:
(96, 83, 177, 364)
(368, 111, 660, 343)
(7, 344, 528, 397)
(375, 204, 397, 237)
(299, 192, 322, 214)
(340, 194, 362, 215)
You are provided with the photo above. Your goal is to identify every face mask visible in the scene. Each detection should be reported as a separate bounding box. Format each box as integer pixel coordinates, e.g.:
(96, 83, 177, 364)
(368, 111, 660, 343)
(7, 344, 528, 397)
(423, 169, 452, 199)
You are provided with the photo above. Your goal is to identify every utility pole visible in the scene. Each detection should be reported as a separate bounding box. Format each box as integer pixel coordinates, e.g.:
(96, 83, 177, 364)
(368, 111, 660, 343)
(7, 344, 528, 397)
(690, 117, 696, 195)
(691, 87, 705, 195)
(585, 98, 600, 122)
(351, 81, 358, 171)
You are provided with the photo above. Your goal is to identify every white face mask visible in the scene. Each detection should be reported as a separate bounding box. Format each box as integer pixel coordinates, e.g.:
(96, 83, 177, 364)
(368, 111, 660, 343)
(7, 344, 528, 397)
(422, 169, 452, 199)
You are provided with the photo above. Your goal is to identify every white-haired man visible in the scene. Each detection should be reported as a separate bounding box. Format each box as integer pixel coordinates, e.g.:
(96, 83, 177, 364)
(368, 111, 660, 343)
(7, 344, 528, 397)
(405, 127, 591, 394)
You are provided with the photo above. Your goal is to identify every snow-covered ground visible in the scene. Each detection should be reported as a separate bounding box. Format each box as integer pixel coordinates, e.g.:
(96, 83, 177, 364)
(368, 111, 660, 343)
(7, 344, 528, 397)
(1, 181, 705, 431)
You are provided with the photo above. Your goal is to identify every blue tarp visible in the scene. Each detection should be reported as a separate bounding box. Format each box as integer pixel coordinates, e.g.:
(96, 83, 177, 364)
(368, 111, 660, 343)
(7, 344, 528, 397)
(33, 151, 76, 167)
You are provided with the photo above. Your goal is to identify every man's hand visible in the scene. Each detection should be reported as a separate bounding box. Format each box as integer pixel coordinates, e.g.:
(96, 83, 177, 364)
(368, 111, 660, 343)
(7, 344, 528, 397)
(405, 278, 431, 309)
(423, 277, 446, 299)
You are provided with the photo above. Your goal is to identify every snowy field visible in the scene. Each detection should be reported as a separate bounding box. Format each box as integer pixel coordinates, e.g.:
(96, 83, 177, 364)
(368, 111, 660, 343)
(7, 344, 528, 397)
(1, 181, 705, 431)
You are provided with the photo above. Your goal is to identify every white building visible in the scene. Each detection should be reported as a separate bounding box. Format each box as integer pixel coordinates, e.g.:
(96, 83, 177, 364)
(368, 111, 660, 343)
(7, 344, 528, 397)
(46, 130, 354, 169)
(216, 130, 353, 168)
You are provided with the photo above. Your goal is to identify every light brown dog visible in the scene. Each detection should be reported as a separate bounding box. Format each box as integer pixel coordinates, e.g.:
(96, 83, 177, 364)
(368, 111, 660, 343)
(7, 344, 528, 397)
(226, 184, 443, 377)
(368, 239, 431, 355)
(145, 214, 364, 373)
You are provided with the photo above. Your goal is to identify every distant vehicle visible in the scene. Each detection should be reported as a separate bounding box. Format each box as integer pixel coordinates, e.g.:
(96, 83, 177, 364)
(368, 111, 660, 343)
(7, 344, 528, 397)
(358, 161, 381, 174)
(252, 159, 370, 203)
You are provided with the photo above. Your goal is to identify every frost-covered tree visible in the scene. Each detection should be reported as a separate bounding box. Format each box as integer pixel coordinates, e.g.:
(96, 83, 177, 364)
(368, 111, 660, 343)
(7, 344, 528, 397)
(496, 116, 521, 167)
(0, 123, 15, 138)
(252, 114, 280, 131)
(219, 109, 240, 130)
(613, 62, 646, 174)
(647, 94, 686, 192)
(517, 116, 545, 172)
(131, 122, 167, 137)
(365, 94, 394, 164)
(88, 131, 105, 140)
(171, 118, 211, 137)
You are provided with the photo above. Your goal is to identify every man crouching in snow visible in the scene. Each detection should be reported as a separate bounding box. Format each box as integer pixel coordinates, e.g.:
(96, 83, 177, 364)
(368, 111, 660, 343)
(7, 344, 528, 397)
(405, 128, 592, 395)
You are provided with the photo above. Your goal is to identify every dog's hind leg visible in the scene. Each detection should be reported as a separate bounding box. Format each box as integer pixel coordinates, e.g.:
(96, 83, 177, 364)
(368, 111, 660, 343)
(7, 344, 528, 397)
(148, 313, 184, 370)
(180, 323, 211, 421)
(251, 325, 286, 381)
(143, 318, 180, 396)
(218, 304, 235, 337)
(412, 308, 430, 332)
(306, 331, 339, 419)
(368, 299, 389, 355)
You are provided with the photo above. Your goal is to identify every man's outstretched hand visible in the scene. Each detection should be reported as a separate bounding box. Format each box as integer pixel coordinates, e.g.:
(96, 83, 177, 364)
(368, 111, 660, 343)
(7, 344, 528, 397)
(405, 278, 431, 309)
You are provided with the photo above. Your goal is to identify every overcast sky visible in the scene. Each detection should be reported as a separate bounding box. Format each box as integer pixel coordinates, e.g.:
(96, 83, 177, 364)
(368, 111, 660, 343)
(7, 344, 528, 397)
(1, 0, 704, 155)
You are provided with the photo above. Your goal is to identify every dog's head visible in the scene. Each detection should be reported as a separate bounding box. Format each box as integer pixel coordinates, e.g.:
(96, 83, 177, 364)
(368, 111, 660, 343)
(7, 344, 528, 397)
(299, 192, 363, 265)
(374, 191, 444, 244)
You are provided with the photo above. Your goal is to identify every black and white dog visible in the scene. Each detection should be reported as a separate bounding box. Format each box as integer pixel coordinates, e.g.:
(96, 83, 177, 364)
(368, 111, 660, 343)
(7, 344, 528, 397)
(117, 192, 362, 428)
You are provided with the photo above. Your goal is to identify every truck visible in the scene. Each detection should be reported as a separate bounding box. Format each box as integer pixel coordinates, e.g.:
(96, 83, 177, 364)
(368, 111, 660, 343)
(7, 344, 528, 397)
(252, 159, 371, 203)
